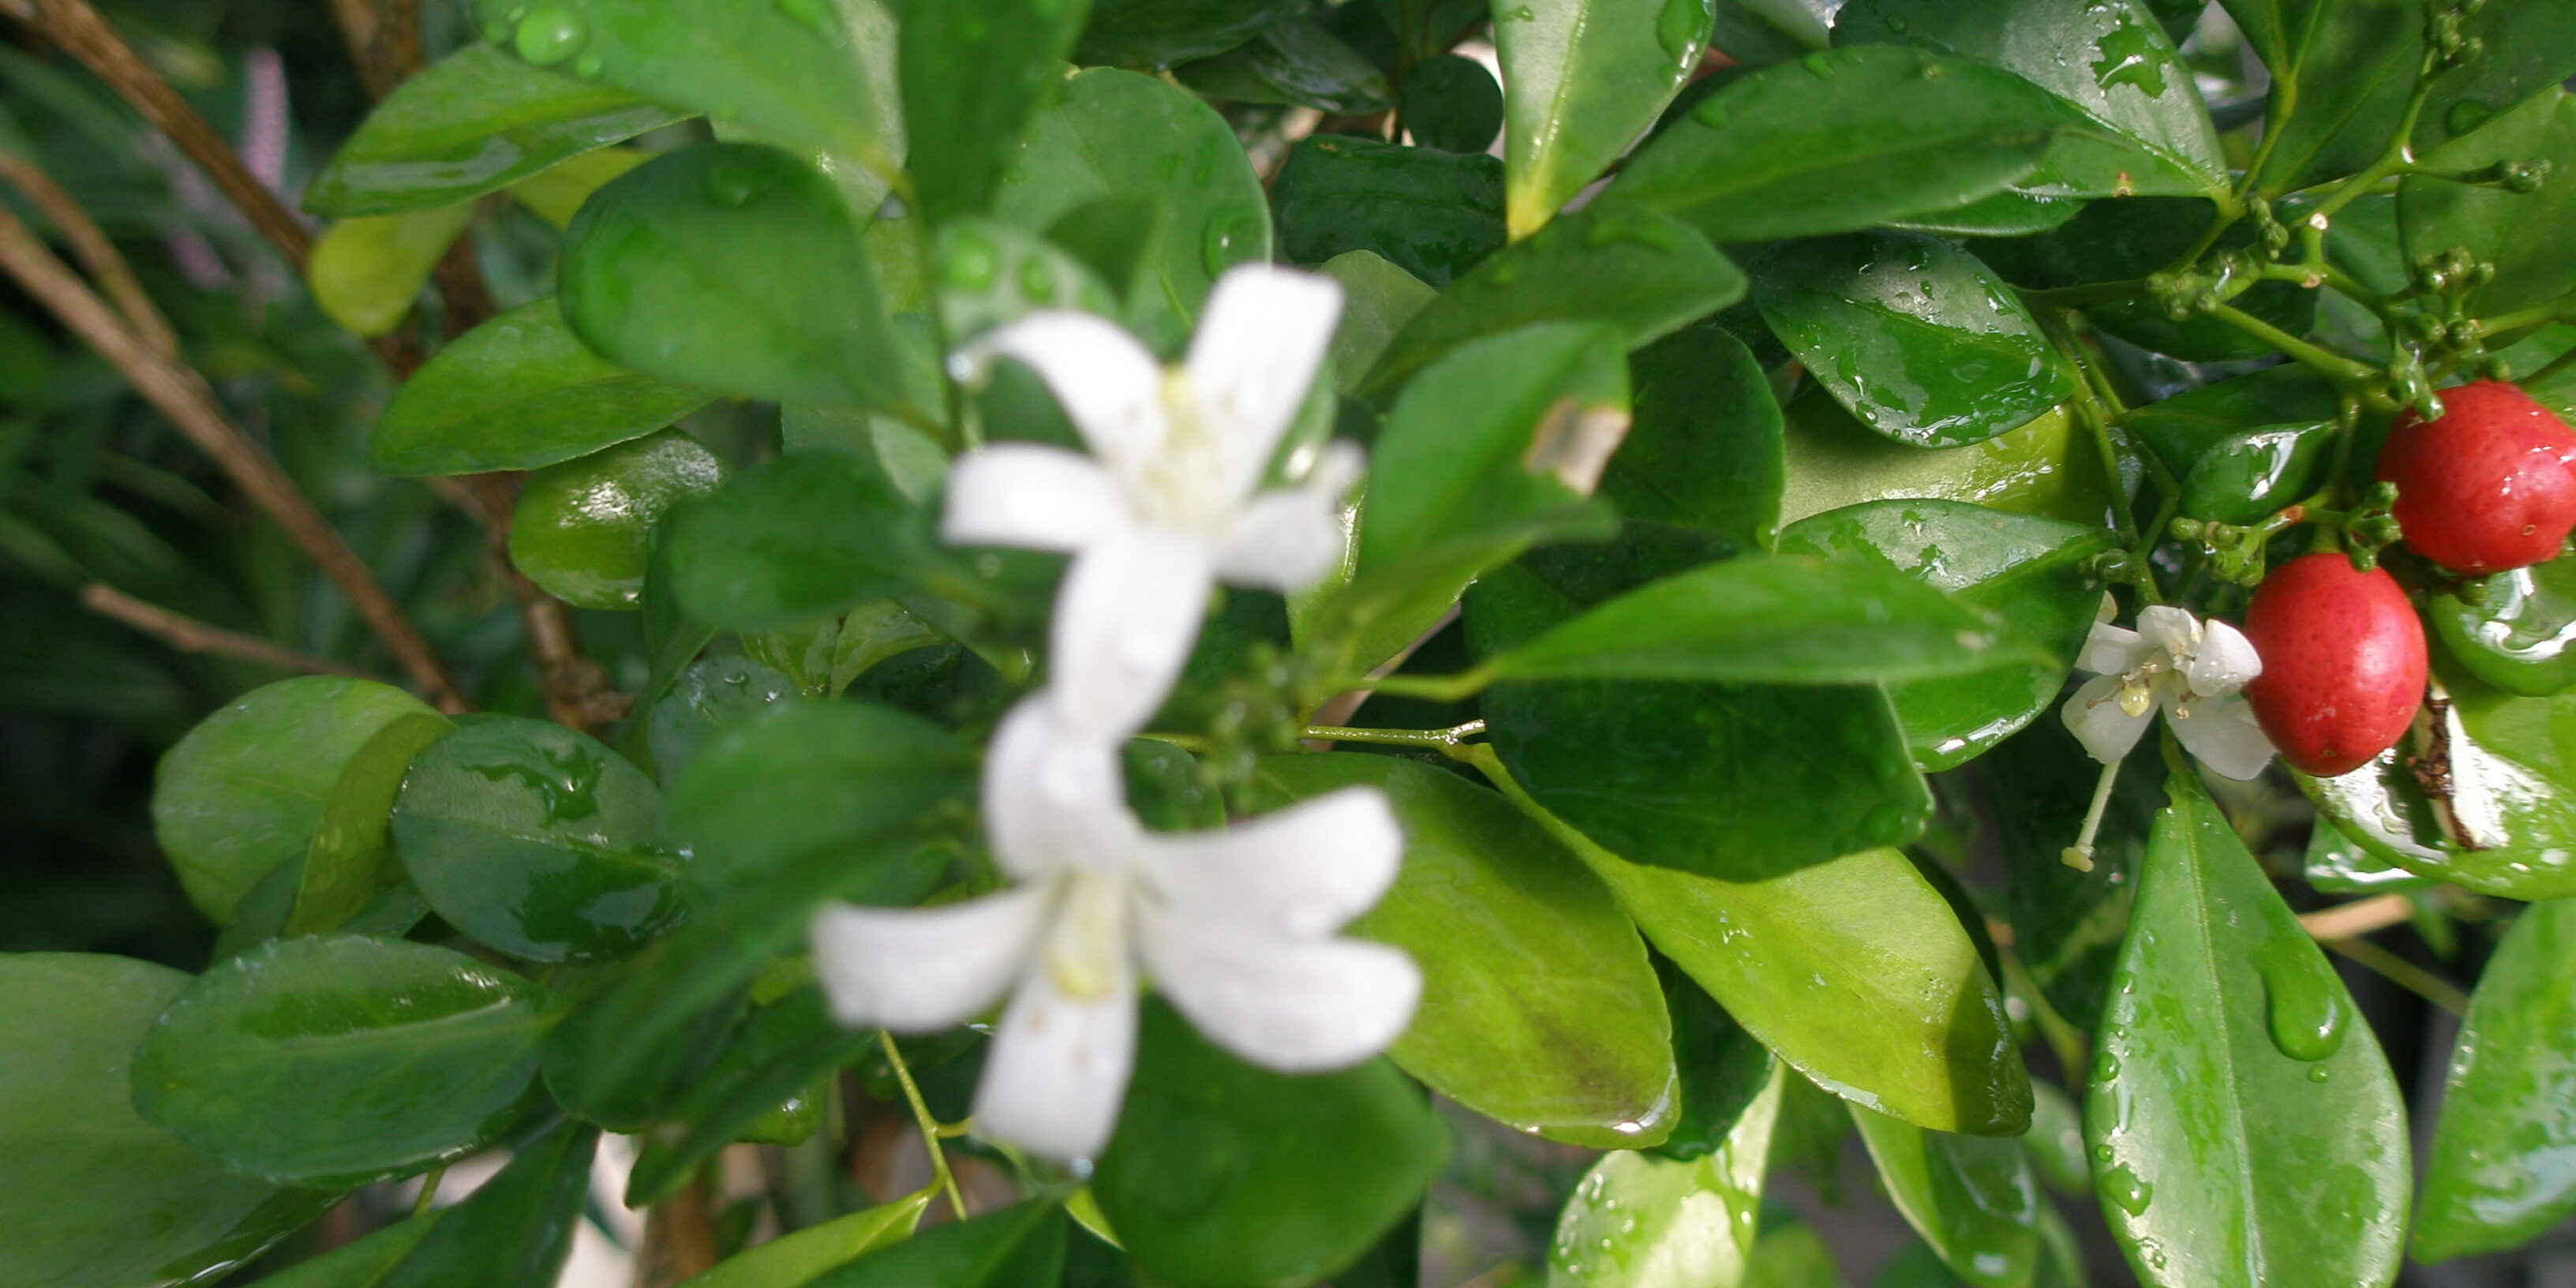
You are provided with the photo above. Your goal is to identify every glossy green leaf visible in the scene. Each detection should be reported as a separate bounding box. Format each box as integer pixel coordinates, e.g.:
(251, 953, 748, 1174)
(627, 987, 872, 1205)
(666, 700, 975, 896)
(665, 451, 919, 631)
(1494, 0, 1713, 238)
(131, 936, 548, 1185)
(1074, 0, 1299, 66)
(1094, 1001, 1449, 1288)
(2031, 197, 2317, 362)
(1396, 54, 1504, 152)
(677, 1193, 929, 1288)
(1177, 15, 1392, 114)
(1834, 0, 2226, 199)
(1754, 232, 2074, 448)
(1601, 323, 1785, 552)
(1743, 1223, 1843, 1288)
(286, 712, 455, 936)
(2084, 768, 2407, 1288)
(152, 676, 436, 923)
(993, 68, 1271, 352)
(2432, 558, 2576, 698)
(934, 216, 1122, 343)
(1601, 45, 2064, 244)
(2176, 424, 2335, 526)
(1320, 250, 1437, 392)
(1361, 205, 1743, 397)
(507, 430, 725, 611)
(0, 954, 324, 1288)
(2022, 1080, 2091, 1196)
(1710, 0, 1829, 63)
(808, 1200, 1064, 1288)
(2303, 815, 2430, 893)
(374, 1119, 600, 1288)
(2303, 661, 2576, 900)
(900, 0, 1087, 221)
(1271, 135, 1503, 289)
(305, 43, 687, 216)
(645, 657, 795, 784)
(1545, 1066, 1785, 1288)
(2416, 899, 2576, 1260)
(1484, 552, 2029, 687)
(469, 0, 897, 177)
(307, 204, 475, 338)
(562, 143, 903, 408)
(2122, 364, 2341, 485)
(1253, 753, 1678, 1148)
(368, 298, 714, 477)
(1778, 388, 2117, 530)
(1652, 962, 1777, 1162)
(1851, 1107, 2040, 1288)
(241, 1210, 444, 1288)
(1983, 717, 2159, 1033)
(391, 715, 683, 962)
(1778, 500, 2111, 769)
(2401, 91, 2576, 324)
(508, 145, 650, 227)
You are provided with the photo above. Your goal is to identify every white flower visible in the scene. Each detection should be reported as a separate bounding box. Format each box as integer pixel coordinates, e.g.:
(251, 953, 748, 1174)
(2061, 603, 2274, 781)
(808, 698, 1421, 1160)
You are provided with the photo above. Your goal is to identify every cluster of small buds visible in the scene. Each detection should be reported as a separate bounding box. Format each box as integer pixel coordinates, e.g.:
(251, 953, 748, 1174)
(2342, 482, 2407, 571)
(2428, 0, 2488, 68)
(2170, 515, 2275, 586)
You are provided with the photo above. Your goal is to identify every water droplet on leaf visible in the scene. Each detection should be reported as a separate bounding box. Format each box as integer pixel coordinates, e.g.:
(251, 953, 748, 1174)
(512, 6, 587, 66)
(942, 231, 996, 290)
(2254, 929, 2348, 1061)
(702, 154, 768, 208)
(2100, 1163, 2154, 1216)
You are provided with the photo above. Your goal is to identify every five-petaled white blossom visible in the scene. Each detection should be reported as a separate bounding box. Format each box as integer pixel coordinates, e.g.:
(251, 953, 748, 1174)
(2061, 602, 2275, 781)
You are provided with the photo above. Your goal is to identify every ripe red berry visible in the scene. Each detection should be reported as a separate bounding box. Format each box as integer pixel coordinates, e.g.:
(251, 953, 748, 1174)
(2376, 380, 2576, 575)
(2241, 552, 2426, 777)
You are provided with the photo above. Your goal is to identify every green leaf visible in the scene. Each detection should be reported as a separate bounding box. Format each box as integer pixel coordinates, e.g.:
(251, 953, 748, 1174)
(667, 700, 974, 897)
(808, 1200, 1064, 1288)
(898, 0, 1088, 222)
(507, 430, 726, 611)
(0, 954, 324, 1288)
(391, 715, 683, 962)
(1547, 1065, 1786, 1288)
(665, 451, 919, 631)
(1889, 189, 2087, 238)
(2303, 815, 2431, 893)
(2401, 91, 2576, 325)
(2431, 558, 2576, 698)
(1600, 44, 2064, 244)
(1777, 500, 2111, 769)
(305, 44, 687, 217)
(1983, 717, 2160, 1033)
(1361, 205, 1743, 396)
(1073, 0, 1298, 66)
(1094, 1001, 1450, 1288)
(1754, 232, 2075, 448)
(2031, 197, 2317, 362)
(2416, 899, 2576, 1260)
(1710, 0, 1829, 64)
(627, 987, 873, 1205)
(307, 204, 475, 338)
(2175, 423, 2337, 526)
(562, 143, 904, 408)
(1851, 1107, 2040, 1288)
(1651, 962, 1778, 1162)
(1833, 0, 2226, 199)
(1778, 387, 2117, 529)
(470, 0, 897, 178)
(2085, 767, 2406, 1288)
(1494, 0, 1713, 238)
(934, 216, 1122, 343)
(368, 298, 715, 477)
(1252, 753, 1679, 1148)
(677, 1193, 929, 1288)
(1176, 15, 1393, 114)
(508, 145, 650, 227)
(1395, 53, 1504, 153)
(993, 68, 1271, 353)
(374, 1119, 601, 1288)
(1601, 323, 1786, 552)
(152, 676, 436, 923)
(286, 712, 455, 936)
(1319, 251, 1438, 393)
(239, 1210, 444, 1288)
(1743, 1223, 1843, 1288)
(1481, 552, 2029, 687)
(2021, 1080, 2091, 1196)
(2121, 364, 2342, 485)
(644, 657, 795, 784)
(1271, 135, 1503, 289)
(131, 936, 549, 1185)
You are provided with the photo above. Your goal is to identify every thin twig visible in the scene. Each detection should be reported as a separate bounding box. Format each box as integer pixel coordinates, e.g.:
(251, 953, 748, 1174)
(81, 582, 377, 678)
(0, 150, 176, 358)
(2320, 935, 2470, 1017)
(2297, 893, 2415, 941)
(878, 1031, 970, 1222)
(0, 197, 464, 710)
(13, 0, 312, 268)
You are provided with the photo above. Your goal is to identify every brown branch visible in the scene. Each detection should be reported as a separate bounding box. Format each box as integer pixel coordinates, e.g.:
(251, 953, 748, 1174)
(0, 150, 176, 358)
(2297, 893, 2416, 941)
(13, 0, 312, 268)
(81, 582, 377, 678)
(0, 197, 464, 710)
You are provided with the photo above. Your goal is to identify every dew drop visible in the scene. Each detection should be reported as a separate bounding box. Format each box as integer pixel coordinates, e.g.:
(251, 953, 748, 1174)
(1201, 214, 1256, 275)
(2254, 928, 2348, 1061)
(512, 6, 587, 65)
(1653, 0, 1713, 66)
(2092, 1144, 2114, 1163)
(942, 230, 997, 290)
(1018, 256, 1057, 304)
(571, 52, 604, 78)
(2100, 1163, 2154, 1216)
(702, 153, 768, 208)
(2447, 99, 2495, 135)
(1885, 13, 1908, 31)
(2309, 1064, 2331, 1082)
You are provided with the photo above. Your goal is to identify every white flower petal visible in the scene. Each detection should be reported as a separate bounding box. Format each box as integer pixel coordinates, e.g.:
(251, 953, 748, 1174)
(2063, 673, 2154, 765)
(983, 698, 1140, 878)
(942, 444, 1134, 552)
(2076, 622, 2150, 677)
(2185, 617, 2264, 696)
(971, 955, 1137, 1160)
(1183, 265, 1342, 504)
(1138, 787, 1402, 938)
(1136, 919, 1420, 1073)
(1214, 488, 1348, 591)
(1047, 529, 1216, 739)
(964, 312, 1169, 475)
(2169, 692, 2277, 781)
(807, 887, 1050, 1032)
(2135, 605, 2202, 659)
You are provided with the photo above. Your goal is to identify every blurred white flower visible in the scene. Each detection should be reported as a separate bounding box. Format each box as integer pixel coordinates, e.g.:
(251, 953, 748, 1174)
(2062, 603, 2274, 781)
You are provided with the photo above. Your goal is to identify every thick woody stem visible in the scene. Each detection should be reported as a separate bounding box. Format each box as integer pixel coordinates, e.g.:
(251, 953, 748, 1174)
(0, 200, 465, 710)
(81, 582, 379, 679)
(0, 150, 176, 358)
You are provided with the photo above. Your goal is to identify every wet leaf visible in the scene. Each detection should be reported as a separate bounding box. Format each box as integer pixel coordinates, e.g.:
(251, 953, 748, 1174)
(899, 0, 1087, 222)
(1545, 1066, 1785, 1288)
(2401, 91, 2576, 326)
(1601, 323, 1786, 552)
(665, 700, 975, 897)
(1075, 0, 1300, 66)
(507, 430, 726, 611)
(2031, 197, 2316, 362)
(1495, 0, 1714, 238)
(1777, 387, 2117, 530)
(2416, 899, 2576, 1260)
(2430, 558, 2576, 698)
(1177, 15, 1392, 114)
(373, 1119, 600, 1288)
(665, 451, 919, 632)
(1852, 1107, 2041, 1288)
(807, 1200, 1063, 1288)
(307, 204, 475, 338)
(677, 1193, 929, 1288)
(285, 712, 455, 936)
(1271, 135, 1503, 289)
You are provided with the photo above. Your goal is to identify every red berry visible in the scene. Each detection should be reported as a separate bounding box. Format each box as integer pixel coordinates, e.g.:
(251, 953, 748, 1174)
(2241, 552, 2426, 777)
(2376, 380, 2576, 575)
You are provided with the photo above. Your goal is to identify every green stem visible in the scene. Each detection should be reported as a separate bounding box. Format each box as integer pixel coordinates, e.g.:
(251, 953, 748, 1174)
(2204, 303, 2379, 386)
(2476, 294, 2576, 335)
(1301, 720, 1486, 748)
(2238, 76, 2298, 200)
(1361, 664, 1496, 705)
(1449, 743, 1624, 871)
(2318, 935, 2469, 1016)
(878, 1031, 969, 1221)
(2525, 341, 2576, 388)
(411, 1163, 446, 1219)
(2017, 280, 2147, 310)
(1133, 730, 1219, 754)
